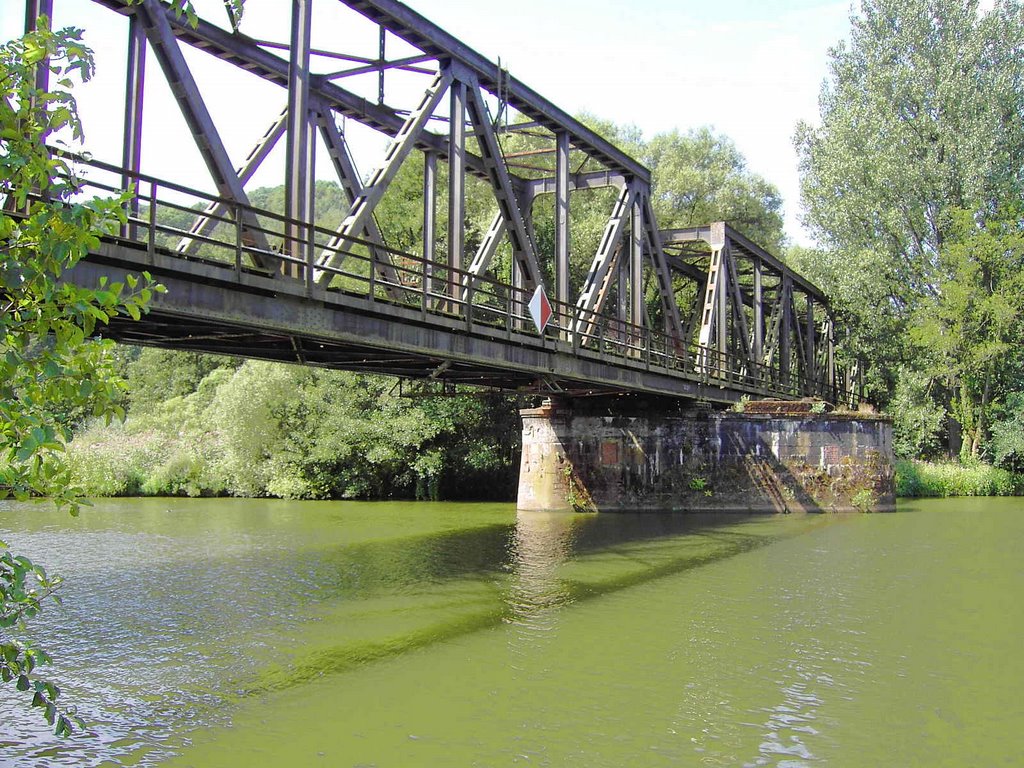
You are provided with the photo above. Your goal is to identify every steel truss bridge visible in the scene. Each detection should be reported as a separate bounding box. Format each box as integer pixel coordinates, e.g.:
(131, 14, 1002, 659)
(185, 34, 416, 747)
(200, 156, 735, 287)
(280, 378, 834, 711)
(21, 0, 858, 406)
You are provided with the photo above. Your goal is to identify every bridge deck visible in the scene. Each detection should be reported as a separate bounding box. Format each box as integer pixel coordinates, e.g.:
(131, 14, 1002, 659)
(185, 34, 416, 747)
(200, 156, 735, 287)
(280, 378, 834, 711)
(57, 160, 848, 407)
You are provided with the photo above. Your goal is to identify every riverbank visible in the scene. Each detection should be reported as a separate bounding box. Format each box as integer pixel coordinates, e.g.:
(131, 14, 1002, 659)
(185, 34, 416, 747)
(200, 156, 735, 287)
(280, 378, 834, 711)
(56, 442, 1024, 503)
(895, 458, 1023, 497)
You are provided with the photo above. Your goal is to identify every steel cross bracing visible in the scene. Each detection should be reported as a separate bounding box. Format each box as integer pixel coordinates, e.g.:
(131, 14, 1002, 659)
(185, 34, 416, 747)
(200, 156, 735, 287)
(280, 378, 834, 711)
(19, 0, 858, 406)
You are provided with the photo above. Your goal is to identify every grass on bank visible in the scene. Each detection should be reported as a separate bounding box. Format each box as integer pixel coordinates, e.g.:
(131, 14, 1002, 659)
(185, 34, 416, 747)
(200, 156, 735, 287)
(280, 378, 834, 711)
(895, 459, 1023, 498)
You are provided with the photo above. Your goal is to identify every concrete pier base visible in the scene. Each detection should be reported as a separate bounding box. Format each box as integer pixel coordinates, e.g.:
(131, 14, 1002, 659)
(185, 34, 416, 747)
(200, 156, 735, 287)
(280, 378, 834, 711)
(517, 399, 894, 513)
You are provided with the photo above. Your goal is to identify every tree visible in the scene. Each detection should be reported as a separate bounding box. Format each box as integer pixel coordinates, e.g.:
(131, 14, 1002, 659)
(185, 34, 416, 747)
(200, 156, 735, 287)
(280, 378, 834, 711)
(1, 19, 159, 734)
(910, 209, 1024, 458)
(644, 127, 784, 253)
(991, 391, 1024, 471)
(794, 0, 1024, 453)
(796, 0, 1024, 294)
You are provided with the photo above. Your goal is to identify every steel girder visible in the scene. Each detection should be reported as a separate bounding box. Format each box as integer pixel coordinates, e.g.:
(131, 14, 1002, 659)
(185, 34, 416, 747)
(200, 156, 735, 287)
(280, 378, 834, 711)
(661, 223, 836, 398)
(43, 0, 847, 403)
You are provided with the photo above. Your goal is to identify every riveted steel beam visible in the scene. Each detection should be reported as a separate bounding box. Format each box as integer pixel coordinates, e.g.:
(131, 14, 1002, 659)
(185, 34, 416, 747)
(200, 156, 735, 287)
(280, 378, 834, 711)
(135, 0, 272, 268)
(284, 0, 314, 276)
(177, 107, 288, 255)
(463, 75, 542, 290)
(575, 182, 638, 340)
(317, 69, 452, 281)
(121, 13, 145, 239)
(314, 104, 406, 300)
(448, 77, 466, 301)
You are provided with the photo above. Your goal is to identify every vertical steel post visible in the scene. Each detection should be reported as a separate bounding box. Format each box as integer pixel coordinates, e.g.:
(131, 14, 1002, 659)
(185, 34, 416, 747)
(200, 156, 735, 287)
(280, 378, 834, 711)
(716, 245, 728, 379)
(827, 316, 836, 400)
(630, 197, 643, 355)
(122, 15, 146, 240)
(805, 297, 816, 394)
(753, 257, 763, 376)
(284, 0, 313, 278)
(377, 26, 386, 104)
(616, 245, 628, 346)
(555, 131, 570, 333)
(448, 78, 467, 306)
(422, 151, 437, 311)
(512, 254, 524, 330)
(780, 275, 792, 390)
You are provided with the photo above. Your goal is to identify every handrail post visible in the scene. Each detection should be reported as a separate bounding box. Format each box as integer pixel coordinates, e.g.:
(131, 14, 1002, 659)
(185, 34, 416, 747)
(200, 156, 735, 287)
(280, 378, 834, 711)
(368, 252, 376, 302)
(234, 203, 243, 279)
(572, 307, 579, 356)
(421, 256, 429, 317)
(305, 219, 315, 296)
(147, 181, 157, 263)
(505, 287, 512, 339)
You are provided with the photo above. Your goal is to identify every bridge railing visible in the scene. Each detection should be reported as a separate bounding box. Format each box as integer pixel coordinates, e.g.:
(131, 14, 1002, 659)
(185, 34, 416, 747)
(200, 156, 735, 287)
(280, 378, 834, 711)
(39, 154, 858, 406)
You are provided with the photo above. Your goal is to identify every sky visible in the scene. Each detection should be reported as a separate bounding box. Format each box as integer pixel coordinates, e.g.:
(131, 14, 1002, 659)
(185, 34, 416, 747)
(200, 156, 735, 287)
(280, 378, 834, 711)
(4, 0, 854, 247)
(408, 0, 853, 245)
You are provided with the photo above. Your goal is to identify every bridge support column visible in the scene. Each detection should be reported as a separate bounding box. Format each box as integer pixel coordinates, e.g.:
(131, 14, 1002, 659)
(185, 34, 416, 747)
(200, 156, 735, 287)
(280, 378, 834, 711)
(518, 399, 894, 513)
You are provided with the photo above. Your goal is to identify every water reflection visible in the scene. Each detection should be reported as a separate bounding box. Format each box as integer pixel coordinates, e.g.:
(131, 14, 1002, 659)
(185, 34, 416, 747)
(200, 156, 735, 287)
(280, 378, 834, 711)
(506, 511, 581, 631)
(503, 511, 781, 639)
(0, 499, 829, 767)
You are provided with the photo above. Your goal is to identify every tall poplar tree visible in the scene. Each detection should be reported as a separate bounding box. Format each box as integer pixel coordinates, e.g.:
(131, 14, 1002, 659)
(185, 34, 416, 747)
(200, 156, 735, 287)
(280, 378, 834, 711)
(794, 0, 1024, 455)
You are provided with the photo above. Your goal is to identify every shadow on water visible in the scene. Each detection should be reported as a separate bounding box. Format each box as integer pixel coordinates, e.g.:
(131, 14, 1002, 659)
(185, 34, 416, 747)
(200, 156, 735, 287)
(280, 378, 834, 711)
(246, 510, 820, 695)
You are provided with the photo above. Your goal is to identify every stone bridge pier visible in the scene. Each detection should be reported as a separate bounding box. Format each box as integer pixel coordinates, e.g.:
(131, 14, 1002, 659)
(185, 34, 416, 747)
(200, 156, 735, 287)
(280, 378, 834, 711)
(518, 398, 894, 513)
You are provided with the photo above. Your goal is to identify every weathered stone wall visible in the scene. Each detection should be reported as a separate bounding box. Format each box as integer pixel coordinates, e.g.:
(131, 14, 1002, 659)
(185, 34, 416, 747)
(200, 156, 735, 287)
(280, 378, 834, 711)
(518, 401, 894, 513)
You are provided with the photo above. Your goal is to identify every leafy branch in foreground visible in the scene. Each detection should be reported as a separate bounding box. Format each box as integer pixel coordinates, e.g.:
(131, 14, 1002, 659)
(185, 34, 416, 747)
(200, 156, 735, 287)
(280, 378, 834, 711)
(1, 17, 161, 735)
(0, 543, 78, 736)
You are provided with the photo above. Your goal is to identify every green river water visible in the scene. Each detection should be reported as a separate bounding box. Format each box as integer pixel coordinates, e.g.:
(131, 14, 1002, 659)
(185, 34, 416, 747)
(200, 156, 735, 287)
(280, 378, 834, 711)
(1, 497, 1022, 766)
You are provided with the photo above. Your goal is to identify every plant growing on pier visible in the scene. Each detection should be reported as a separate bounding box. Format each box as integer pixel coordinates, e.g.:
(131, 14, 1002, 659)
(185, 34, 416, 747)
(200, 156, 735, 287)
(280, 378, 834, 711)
(851, 488, 877, 513)
(562, 464, 596, 514)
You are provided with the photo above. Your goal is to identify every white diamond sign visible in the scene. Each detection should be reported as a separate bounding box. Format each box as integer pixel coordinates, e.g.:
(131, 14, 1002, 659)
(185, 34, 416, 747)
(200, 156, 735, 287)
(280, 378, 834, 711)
(528, 284, 553, 334)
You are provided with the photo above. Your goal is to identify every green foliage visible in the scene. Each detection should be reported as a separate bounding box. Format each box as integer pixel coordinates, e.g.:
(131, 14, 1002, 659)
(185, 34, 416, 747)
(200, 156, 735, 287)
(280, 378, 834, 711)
(562, 464, 596, 513)
(794, 0, 1024, 461)
(894, 459, 1022, 497)
(125, 348, 237, 411)
(68, 356, 520, 501)
(909, 209, 1024, 459)
(644, 127, 784, 253)
(888, 367, 945, 459)
(851, 488, 877, 512)
(796, 0, 1024, 284)
(0, 17, 163, 733)
(991, 392, 1024, 472)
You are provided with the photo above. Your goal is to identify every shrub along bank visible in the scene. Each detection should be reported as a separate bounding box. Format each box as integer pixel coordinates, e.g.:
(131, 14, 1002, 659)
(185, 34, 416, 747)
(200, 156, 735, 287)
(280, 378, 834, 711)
(64, 350, 522, 501)
(895, 459, 1023, 498)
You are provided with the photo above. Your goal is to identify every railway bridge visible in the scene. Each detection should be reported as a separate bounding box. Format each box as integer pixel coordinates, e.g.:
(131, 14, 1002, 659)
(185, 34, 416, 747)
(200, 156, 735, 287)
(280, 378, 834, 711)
(17, 0, 893, 511)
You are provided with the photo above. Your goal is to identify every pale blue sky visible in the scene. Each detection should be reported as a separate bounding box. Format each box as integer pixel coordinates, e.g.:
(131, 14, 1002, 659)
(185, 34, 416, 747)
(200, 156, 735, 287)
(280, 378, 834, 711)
(4, 0, 853, 246)
(406, 0, 852, 245)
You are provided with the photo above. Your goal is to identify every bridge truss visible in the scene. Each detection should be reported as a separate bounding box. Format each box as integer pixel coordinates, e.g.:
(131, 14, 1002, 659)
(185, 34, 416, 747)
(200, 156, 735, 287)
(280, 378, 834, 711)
(18, 0, 857, 405)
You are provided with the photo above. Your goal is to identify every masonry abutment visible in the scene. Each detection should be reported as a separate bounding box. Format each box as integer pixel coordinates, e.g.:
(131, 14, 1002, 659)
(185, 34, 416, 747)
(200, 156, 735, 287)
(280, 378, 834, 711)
(517, 399, 895, 513)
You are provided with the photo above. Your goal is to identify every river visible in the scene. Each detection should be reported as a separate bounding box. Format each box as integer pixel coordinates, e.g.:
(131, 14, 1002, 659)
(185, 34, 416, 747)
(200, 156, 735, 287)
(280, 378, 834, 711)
(1, 497, 1022, 766)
